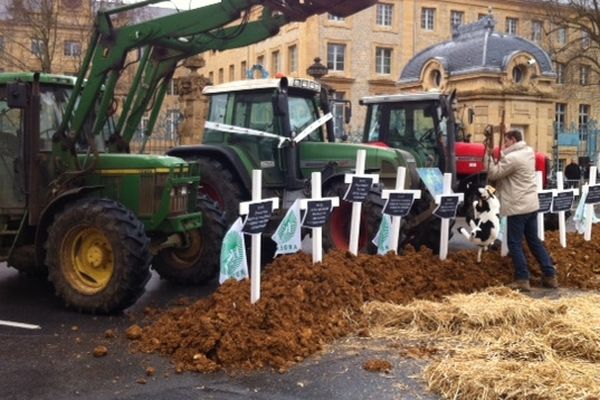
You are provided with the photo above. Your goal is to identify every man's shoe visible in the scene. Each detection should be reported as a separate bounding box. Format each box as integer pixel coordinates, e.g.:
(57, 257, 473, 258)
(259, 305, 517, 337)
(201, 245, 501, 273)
(507, 279, 531, 292)
(542, 276, 559, 289)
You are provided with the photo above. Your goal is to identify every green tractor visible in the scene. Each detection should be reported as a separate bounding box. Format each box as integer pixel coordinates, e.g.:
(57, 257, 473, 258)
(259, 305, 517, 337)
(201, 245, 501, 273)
(167, 76, 446, 254)
(0, 73, 225, 313)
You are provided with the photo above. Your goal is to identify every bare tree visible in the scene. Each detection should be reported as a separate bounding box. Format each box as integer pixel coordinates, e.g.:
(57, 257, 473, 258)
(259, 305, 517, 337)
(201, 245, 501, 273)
(544, 0, 600, 86)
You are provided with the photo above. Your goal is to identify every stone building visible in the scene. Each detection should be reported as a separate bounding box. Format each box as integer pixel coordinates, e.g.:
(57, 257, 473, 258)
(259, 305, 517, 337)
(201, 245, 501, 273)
(200, 0, 599, 170)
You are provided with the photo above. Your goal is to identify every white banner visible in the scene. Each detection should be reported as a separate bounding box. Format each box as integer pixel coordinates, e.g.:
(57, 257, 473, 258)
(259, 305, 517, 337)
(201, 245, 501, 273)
(272, 200, 302, 256)
(219, 217, 248, 284)
(372, 214, 393, 255)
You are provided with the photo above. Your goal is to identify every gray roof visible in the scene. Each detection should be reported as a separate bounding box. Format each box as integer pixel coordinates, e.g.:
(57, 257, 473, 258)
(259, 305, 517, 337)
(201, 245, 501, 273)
(399, 15, 555, 84)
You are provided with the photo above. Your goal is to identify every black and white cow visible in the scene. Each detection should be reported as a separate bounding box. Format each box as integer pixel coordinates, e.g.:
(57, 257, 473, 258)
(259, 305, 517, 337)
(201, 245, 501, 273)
(458, 185, 500, 263)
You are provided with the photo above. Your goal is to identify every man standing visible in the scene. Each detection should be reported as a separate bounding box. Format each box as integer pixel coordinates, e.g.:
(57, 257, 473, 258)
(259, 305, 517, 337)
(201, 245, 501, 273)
(564, 158, 581, 188)
(486, 130, 557, 291)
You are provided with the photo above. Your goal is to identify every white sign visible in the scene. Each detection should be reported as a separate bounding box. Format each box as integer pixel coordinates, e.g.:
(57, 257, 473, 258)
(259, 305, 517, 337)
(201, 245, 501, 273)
(219, 217, 248, 284)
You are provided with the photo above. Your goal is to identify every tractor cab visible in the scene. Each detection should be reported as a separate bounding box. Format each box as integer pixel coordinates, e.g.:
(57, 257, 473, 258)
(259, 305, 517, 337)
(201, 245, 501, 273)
(361, 92, 452, 172)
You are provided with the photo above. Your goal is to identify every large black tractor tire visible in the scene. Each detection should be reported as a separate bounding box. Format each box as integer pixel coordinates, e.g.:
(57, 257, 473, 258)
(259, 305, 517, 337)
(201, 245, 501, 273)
(153, 196, 226, 284)
(45, 198, 152, 314)
(408, 216, 454, 255)
(191, 157, 246, 226)
(322, 181, 383, 254)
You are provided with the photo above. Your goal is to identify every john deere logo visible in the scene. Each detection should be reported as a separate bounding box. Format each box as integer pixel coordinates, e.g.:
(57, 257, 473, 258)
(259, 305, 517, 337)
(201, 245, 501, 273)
(220, 230, 246, 280)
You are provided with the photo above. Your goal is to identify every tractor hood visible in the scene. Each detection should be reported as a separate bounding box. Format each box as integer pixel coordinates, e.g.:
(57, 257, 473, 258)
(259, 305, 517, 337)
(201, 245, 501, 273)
(299, 141, 412, 188)
(79, 153, 189, 172)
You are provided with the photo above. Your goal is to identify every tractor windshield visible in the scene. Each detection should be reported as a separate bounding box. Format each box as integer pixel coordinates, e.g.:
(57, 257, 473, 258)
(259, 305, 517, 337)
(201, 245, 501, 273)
(364, 101, 442, 168)
(205, 90, 322, 140)
(40, 85, 113, 153)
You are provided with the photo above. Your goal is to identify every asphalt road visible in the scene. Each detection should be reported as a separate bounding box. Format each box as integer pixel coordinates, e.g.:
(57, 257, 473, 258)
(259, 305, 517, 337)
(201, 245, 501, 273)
(0, 219, 499, 400)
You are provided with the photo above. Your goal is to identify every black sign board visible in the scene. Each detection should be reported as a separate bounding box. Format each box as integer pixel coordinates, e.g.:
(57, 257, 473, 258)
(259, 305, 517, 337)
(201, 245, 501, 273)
(537, 191, 553, 214)
(585, 185, 600, 205)
(433, 195, 461, 219)
(551, 191, 574, 213)
(383, 192, 415, 217)
(302, 200, 333, 228)
(343, 176, 373, 203)
(242, 201, 273, 234)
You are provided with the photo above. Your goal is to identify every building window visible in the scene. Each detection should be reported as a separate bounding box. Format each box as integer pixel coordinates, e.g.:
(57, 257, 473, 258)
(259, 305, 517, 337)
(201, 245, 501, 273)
(557, 26, 567, 45)
(421, 8, 435, 31)
(257, 55, 264, 67)
(327, 43, 346, 72)
(241, 61, 247, 79)
(582, 31, 591, 49)
(271, 50, 280, 73)
(229, 64, 235, 81)
(31, 39, 44, 56)
(450, 10, 464, 30)
(579, 104, 590, 132)
(580, 64, 590, 85)
(64, 40, 81, 57)
(165, 79, 176, 96)
(328, 14, 345, 21)
(0, 36, 4, 52)
(531, 21, 542, 43)
(166, 109, 180, 138)
(375, 47, 392, 74)
(288, 45, 298, 74)
(208, 71, 214, 83)
(478, 13, 487, 20)
(506, 18, 518, 35)
(376, 3, 393, 27)
(555, 62, 565, 84)
(555, 103, 566, 130)
(218, 68, 224, 83)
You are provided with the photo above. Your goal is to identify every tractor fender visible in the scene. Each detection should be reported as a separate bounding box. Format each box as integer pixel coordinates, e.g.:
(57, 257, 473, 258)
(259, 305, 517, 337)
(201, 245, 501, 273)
(166, 145, 251, 195)
(34, 186, 103, 267)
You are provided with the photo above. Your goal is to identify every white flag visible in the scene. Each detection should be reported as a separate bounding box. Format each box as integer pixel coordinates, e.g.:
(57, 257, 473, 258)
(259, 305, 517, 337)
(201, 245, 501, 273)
(219, 217, 248, 284)
(272, 200, 302, 256)
(372, 214, 392, 255)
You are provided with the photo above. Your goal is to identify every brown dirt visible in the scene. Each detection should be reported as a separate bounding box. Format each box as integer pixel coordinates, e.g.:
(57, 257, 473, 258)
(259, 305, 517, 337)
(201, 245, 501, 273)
(363, 359, 393, 373)
(129, 226, 600, 374)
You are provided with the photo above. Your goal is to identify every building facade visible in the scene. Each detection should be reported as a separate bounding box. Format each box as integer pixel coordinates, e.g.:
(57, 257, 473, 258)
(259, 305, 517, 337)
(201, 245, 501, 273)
(200, 0, 600, 171)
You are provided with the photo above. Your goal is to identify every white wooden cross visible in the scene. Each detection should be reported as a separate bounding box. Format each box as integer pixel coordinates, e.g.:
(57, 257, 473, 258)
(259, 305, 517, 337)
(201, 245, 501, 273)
(381, 167, 421, 253)
(344, 149, 379, 255)
(584, 166, 598, 241)
(239, 170, 279, 304)
(299, 172, 339, 264)
(435, 173, 463, 261)
(554, 171, 579, 248)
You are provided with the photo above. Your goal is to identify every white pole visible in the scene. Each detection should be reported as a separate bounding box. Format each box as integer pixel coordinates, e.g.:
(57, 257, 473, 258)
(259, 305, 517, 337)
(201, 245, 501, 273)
(536, 171, 545, 241)
(349, 150, 366, 255)
(584, 166, 597, 241)
(0, 320, 41, 330)
(439, 173, 452, 261)
(557, 171, 567, 248)
(501, 216, 509, 257)
(311, 172, 323, 263)
(250, 170, 261, 304)
(390, 167, 406, 253)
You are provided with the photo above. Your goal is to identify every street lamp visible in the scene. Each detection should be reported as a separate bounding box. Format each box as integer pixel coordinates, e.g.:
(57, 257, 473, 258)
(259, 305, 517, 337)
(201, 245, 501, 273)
(306, 57, 328, 82)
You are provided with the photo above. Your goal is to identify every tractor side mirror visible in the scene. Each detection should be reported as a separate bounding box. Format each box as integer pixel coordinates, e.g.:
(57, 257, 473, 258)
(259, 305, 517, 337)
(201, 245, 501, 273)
(272, 91, 289, 117)
(6, 82, 28, 109)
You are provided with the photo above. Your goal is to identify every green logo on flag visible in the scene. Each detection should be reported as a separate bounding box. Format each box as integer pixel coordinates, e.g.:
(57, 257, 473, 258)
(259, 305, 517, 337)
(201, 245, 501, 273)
(220, 218, 248, 283)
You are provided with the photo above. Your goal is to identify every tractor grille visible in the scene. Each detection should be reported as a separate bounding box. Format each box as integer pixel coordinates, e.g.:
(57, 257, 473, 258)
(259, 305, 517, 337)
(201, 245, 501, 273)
(139, 173, 189, 217)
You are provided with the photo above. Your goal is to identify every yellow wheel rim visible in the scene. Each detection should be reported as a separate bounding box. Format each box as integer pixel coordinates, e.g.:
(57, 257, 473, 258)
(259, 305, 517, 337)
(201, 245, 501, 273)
(61, 226, 114, 295)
